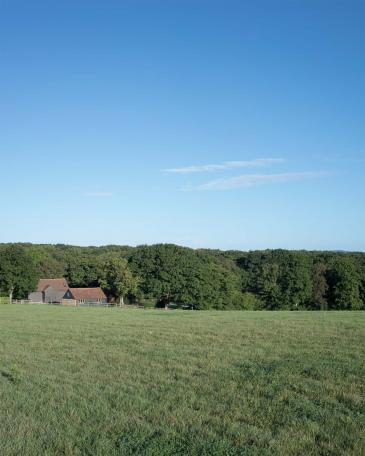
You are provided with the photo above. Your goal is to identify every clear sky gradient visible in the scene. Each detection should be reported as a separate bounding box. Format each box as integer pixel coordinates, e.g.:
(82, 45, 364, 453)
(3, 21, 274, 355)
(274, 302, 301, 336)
(0, 0, 364, 250)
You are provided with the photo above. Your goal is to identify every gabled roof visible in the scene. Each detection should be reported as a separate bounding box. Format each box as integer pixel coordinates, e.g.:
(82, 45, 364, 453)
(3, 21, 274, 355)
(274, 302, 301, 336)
(69, 287, 106, 300)
(37, 278, 69, 292)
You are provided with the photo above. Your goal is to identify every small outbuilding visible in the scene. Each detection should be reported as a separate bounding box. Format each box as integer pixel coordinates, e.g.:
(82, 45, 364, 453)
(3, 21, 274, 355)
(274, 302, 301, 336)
(67, 287, 107, 304)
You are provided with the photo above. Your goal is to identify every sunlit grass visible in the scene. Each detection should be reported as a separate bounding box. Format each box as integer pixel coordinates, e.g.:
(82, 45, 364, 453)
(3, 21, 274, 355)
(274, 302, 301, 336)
(0, 305, 364, 455)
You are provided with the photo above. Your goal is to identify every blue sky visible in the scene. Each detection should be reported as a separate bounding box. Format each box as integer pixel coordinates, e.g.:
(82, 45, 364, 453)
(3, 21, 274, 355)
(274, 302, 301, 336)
(0, 0, 364, 251)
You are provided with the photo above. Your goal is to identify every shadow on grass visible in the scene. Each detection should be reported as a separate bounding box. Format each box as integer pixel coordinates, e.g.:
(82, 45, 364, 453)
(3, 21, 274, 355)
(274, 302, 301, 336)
(1, 370, 20, 384)
(1, 370, 13, 381)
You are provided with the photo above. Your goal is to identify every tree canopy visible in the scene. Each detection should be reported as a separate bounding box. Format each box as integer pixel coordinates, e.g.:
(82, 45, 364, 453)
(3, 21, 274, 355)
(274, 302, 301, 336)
(0, 243, 364, 310)
(0, 245, 38, 300)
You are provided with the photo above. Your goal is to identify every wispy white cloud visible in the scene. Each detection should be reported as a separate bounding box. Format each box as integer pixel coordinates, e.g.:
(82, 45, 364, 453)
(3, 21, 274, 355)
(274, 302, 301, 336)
(195, 171, 329, 191)
(82, 191, 114, 197)
(162, 158, 285, 174)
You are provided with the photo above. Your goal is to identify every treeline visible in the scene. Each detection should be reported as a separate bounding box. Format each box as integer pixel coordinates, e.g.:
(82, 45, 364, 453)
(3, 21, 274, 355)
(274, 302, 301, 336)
(0, 243, 364, 310)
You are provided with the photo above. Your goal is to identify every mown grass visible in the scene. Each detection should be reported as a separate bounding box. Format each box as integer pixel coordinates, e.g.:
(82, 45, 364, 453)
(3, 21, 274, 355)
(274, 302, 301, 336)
(0, 305, 364, 456)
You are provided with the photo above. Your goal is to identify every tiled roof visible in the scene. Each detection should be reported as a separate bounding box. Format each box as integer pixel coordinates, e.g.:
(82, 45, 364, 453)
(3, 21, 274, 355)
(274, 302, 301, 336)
(69, 287, 106, 300)
(37, 278, 69, 292)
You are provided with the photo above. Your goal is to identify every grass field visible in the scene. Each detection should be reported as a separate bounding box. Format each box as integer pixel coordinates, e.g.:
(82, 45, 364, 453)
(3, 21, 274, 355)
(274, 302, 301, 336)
(0, 305, 364, 456)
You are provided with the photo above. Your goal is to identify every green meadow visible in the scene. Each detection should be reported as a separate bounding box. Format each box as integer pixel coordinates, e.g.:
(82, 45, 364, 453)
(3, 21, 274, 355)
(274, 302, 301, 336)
(0, 305, 364, 455)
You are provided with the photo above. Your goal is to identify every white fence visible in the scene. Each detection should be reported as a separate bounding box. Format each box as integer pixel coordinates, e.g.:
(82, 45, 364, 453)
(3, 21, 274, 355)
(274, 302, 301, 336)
(8, 299, 139, 308)
(10, 299, 113, 307)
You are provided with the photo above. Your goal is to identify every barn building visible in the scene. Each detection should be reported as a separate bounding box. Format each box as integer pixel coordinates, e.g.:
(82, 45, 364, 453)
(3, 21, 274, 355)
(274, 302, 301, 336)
(28, 278, 69, 303)
(66, 287, 107, 304)
(28, 278, 107, 305)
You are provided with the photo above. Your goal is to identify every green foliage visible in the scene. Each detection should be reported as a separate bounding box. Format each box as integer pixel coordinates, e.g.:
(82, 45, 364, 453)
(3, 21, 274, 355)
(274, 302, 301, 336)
(27, 245, 66, 278)
(246, 251, 312, 310)
(99, 258, 138, 305)
(129, 244, 244, 309)
(279, 252, 312, 309)
(327, 257, 362, 309)
(65, 252, 102, 287)
(311, 262, 329, 309)
(0, 245, 38, 299)
(255, 262, 281, 309)
(0, 243, 364, 309)
(240, 292, 265, 310)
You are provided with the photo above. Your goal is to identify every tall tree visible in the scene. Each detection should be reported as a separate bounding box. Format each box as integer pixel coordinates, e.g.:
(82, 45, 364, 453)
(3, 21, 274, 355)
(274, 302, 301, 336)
(327, 258, 362, 310)
(311, 262, 329, 309)
(278, 252, 312, 310)
(0, 245, 38, 300)
(100, 258, 138, 306)
(255, 262, 281, 309)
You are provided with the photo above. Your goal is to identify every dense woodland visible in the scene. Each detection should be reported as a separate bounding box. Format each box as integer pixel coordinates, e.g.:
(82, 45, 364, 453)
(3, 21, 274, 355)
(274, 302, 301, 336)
(0, 243, 364, 310)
